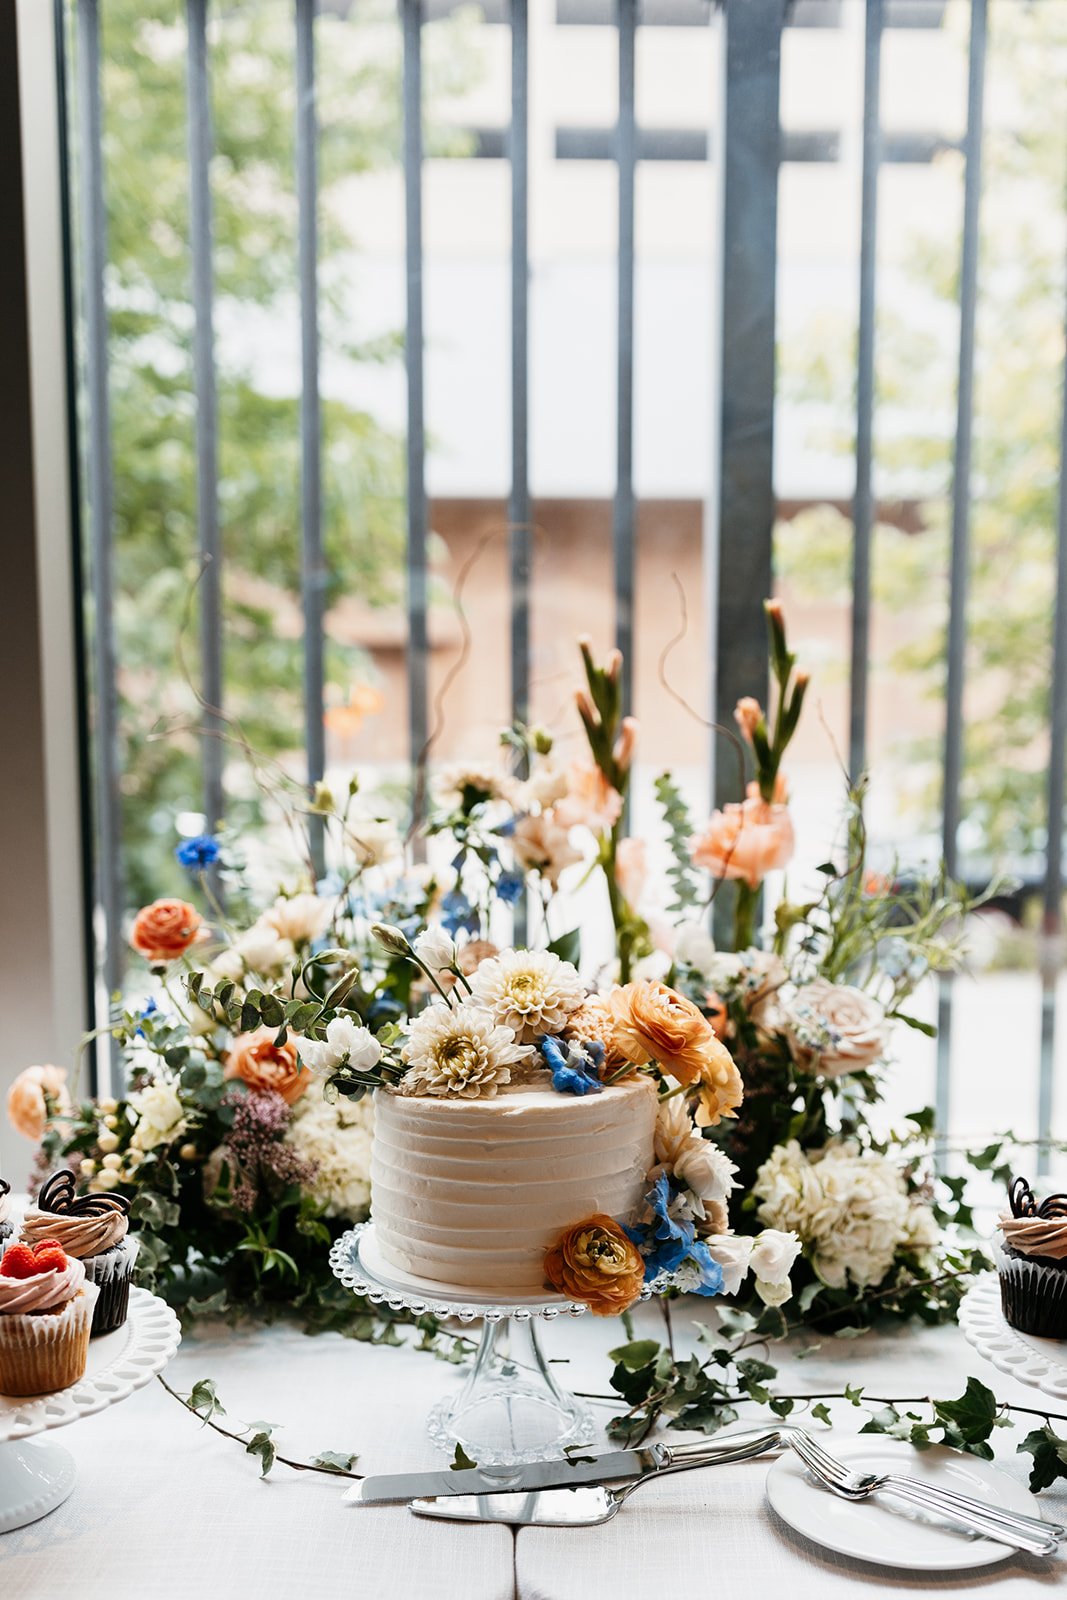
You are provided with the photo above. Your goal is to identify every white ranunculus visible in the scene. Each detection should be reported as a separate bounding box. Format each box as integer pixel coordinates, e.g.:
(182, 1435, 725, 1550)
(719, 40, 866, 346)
(413, 926, 457, 975)
(674, 1139, 739, 1206)
(702, 1233, 754, 1296)
(345, 816, 401, 867)
(654, 1095, 694, 1168)
(749, 1228, 801, 1286)
(297, 1016, 382, 1077)
(128, 1080, 188, 1152)
(263, 893, 334, 945)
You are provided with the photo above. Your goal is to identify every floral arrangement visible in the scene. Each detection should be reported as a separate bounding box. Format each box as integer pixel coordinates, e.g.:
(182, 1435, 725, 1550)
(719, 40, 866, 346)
(7, 602, 990, 1336)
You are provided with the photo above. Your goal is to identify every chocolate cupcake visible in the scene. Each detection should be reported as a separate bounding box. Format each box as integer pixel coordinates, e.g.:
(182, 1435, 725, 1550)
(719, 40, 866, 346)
(0, 1179, 13, 1248)
(22, 1171, 135, 1337)
(996, 1176, 1067, 1339)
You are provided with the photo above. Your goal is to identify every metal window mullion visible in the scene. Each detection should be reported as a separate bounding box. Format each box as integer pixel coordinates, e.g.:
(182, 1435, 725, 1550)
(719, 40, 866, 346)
(296, 0, 325, 879)
(1038, 246, 1067, 1176)
(935, 0, 987, 1152)
(186, 0, 224, 838)
(614, 0, 636, 717)
(402, 0, 428, 831)
(848, 0, 882, 785)
(76, 0, 123, 1071)
(509, 0, 530, 732)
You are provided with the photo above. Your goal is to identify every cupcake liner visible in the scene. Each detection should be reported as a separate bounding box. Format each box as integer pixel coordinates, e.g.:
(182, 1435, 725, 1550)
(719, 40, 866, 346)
(84, 1237, 139, 1337)
(995, 1235, 1067, 1339)
(0, 1284, 99, 1396)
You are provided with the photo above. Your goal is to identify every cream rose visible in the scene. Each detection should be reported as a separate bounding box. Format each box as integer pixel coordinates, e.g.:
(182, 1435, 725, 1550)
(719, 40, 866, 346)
(783, 979, 887, 1077)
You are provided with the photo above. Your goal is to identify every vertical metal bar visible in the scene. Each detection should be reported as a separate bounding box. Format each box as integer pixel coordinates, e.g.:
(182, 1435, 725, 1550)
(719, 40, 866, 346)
(77, 0, 123, 1066)
(848, 0, 881, 785)
(614, 0, 636, 716)
(296, 0, 325, 880)
(935, 0, 987, 1152)
(186, 0, 224, 836)
(713, 0, 782, 943)
(402, 0, 428, 828)
(509, 0, 530, 732)
(1038, 253, 1067, 1175)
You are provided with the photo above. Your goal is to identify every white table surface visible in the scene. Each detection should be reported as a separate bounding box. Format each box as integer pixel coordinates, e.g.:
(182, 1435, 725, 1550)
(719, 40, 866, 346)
(1, 1296, 1064, 1600)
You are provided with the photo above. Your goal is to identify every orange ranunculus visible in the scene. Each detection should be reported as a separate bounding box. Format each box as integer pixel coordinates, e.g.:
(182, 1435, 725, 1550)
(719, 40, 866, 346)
(689, 786, 794, 890)
(130, 898, 204, 964)
(543, 1214, 646, 1316)
(608, 979, 744, 1121)
(704, 991, 730, 1041)
(7, 1065, 70, 1142)
(224, 1027, 313, 1106)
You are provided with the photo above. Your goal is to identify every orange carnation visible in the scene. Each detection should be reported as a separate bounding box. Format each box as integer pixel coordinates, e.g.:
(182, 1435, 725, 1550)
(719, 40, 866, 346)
(543, 1214, 645, 1316)
(607, 979, 743, 1121)
(130, 898, 204, 964)
(690, 786, 794, 890)
(7, 1065, 70, 1142)
(224, 1027, 313, 1106)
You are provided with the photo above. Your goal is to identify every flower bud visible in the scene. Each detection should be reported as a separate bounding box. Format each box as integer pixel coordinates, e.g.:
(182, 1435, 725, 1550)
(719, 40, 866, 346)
(179, 1142, 199, 1162)
(613, 715, 638, 774)
(79, 1158, 96, 1179)
(371, 922, 412, 957)
(94, 1170, 119, 1191)
(310, 780, 336, 815)
(102, 1153, 122, 1172)
(97, 1129, 120, 1154)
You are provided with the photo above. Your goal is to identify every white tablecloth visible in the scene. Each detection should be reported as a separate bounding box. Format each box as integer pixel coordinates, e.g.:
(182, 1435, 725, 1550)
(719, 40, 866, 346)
(1, 1299, 1064, 1600)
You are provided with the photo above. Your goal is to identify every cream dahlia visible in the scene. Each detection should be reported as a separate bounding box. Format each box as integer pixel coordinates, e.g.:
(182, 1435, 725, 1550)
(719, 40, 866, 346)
(469, 950, 585, 1044)
(400, 1001, 530, 1098)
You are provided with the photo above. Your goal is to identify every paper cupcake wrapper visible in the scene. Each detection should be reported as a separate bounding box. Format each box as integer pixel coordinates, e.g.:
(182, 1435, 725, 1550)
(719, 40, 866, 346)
(84, 1237, 139, 1337)
(995, 1234, 1067, 1338)
(0, 1284, 99, 1396)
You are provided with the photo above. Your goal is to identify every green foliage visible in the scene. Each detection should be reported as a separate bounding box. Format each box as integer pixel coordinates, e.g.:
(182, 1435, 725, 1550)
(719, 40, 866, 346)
(653, 772, 702, 913)
(450, 1443, 478, 1471)
(1018, 1427, 1067, 1493)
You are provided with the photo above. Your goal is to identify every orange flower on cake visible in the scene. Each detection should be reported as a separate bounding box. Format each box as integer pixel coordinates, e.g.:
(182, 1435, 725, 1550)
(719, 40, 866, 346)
(689, 781, 794, 889)
(543, 1214, 646, 1315)
(607, 979, 743, 1121)
(129, 898, 204, 964)
(7, 1065, 71, 1142)
(224, 1027, 314, 1106)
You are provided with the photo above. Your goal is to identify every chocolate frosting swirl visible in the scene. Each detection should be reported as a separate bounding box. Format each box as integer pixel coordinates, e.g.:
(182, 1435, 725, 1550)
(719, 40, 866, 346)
(999, 1175, 1067, 1261)
(0, 1253, 86, 1313)
(21, 1169, 130, 1258)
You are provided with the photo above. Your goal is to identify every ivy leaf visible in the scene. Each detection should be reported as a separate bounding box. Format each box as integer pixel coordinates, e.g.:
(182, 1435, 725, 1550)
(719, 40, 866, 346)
(770, 1396, 794, 1418)
(450, 1443, 478, 1471)
(932, 1378, 1001, 1446)
(1017, 1427, 1067, 1493)
(844, 1384, 865, 1406)
(810, 1402, 832, 1426)
(608, 1339, 660, 1372)
(245, 1430, 276, 1478)
(312, 1451, 359, 1475)
(188, 1378, 226, 1423)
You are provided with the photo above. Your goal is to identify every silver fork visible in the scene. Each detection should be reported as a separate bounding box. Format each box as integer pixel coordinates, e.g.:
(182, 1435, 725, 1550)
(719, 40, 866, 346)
(788, 1430, 1061, 1558)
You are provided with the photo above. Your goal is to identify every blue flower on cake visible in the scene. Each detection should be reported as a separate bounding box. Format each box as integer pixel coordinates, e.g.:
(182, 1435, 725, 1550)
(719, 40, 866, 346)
(538, 1035, 603, 1096)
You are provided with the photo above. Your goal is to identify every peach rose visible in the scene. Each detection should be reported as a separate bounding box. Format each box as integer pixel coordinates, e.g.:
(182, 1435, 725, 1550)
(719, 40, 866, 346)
(130, 898, 204, 964)
(690, 789, 794, 889)
(224, 1027, 313, 1106)
(543, 1214, 646, 1315)
(614, 837, 647, 908)
(555, 765, 623, 836)
(7, 1065, 70, 1142)
(608, 980, 744, 1121)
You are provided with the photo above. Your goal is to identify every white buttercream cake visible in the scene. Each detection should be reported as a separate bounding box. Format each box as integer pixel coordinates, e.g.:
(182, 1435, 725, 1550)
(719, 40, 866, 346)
(370, 1074, 657, 1292)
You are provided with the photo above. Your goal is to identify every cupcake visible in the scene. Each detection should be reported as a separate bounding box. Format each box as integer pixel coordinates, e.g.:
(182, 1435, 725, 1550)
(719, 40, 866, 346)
(996, 1176, 1067, 1338)
(0, 1240, 98, 1395)
(0, 1179, 13, 1249)
(22, 1171, 135, 1337)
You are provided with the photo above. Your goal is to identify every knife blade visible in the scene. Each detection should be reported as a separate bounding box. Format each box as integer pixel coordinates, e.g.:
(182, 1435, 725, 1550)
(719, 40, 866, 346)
(345, 1427, 778, 1506)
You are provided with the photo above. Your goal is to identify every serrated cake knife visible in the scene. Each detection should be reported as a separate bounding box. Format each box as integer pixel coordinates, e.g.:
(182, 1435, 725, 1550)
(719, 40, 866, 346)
(346, 1426, 782, 1506)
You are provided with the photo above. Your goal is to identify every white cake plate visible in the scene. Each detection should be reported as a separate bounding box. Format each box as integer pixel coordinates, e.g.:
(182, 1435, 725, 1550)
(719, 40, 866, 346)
(0, 1286, 181, 1532)
(330, 1222, 652, 1467)
(959, 1273, 1067, 1402)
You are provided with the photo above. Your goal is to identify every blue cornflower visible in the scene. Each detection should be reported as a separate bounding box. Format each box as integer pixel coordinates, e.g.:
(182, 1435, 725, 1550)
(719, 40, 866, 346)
(495, 870, 525, 905)
(134, 996, 159, 1038)
(175, 833, 220, 870)
(539, 1035, 602, 1096)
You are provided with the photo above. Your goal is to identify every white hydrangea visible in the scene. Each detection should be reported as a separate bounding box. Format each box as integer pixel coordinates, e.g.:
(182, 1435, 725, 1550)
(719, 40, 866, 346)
(753, 1139, 933, 1290)
(285, 1094, 374, 1220)
(469, 949, 585, 1043)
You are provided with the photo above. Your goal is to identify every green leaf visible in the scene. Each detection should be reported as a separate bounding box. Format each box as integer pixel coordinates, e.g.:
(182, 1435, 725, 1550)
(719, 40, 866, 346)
(312, 1451, 359, 1475)
(240, 1000, 262, 1033)
(245, 1430, 276, 1477)
(547, 928, 581, 967)
(188, 1378, 226, 1423)
(607, 1339, 660, 1372)
(286, 1001, 322, 1032)
(770, 1396, 795, 1418)
(889, 1011, 937, 1038)
(450, 1443, 478, 1471)
(810, 1402, 832, 1426)
(844, 1384, 865, 1406)
(932, 1377, 1000, 1446)
(1017, 1426, 1067, 1493)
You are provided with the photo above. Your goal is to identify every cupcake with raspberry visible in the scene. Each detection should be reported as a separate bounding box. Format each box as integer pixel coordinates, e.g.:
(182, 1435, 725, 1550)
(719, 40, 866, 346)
(0, 1239, 98, 1395)
(22, 1171, 135, 1337)
(0, 1179, 13, 1249)
(996, 1176, 1067, 1339)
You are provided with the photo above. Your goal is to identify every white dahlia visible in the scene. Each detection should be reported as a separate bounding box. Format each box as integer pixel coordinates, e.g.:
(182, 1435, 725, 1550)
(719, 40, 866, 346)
(400, 1001, 530, 1098)
(469, 949, 585, 1043)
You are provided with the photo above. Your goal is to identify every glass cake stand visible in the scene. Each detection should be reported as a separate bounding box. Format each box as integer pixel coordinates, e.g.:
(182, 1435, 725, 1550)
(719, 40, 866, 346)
(330, 1222, 650, 1467)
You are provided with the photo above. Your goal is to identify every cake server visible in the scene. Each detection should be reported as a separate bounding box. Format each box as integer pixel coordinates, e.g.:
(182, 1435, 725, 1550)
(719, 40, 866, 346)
(347, 1426, 782, 1506)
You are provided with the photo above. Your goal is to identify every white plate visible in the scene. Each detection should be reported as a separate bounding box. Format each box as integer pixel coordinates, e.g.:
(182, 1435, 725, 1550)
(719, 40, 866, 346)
(959, 1273, 1067, 1402)
(766, 1435, 1050, 1572)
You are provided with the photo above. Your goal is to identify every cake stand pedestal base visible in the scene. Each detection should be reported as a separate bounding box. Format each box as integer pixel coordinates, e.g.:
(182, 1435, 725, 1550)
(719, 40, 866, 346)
(0, 1438, 76, 1533)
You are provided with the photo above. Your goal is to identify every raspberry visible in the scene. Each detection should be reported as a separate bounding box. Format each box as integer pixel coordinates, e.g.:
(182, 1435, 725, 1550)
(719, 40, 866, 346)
(32, 1246, 69, 1275)
(0, 1244, 40, 1279)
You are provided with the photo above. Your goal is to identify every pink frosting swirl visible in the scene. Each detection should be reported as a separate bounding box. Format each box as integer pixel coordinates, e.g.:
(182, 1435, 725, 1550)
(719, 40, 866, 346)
(0, 1256, 86, 1314)
(999, 1214, 1067, 1261)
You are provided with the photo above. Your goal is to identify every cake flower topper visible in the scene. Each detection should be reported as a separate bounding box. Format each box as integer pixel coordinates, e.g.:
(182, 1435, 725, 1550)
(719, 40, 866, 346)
(37, 1168, 131, 1218)
(1008, 1176, 1067, 1221)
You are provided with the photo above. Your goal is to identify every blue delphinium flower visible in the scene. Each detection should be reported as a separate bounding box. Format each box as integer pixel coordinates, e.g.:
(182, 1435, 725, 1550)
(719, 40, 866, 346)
(625, 1174, 727, 1294)
(495, 869, 525, 905)
(175, 833, 220, 869)
(665, 1242, 725, 1298)
(441, 889, 478, 936)
(134, 995, 159, 1038)
(539, 1035, 602, 1096)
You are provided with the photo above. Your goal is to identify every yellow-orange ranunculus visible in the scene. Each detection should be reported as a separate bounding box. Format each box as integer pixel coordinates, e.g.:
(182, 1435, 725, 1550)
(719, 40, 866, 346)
(224, 1027, 313, 1106)
(608, 979, 743, 1122)
(130, 898, 204, 964)
(543, 1214, 645, 1316)
(689, 785, 794, 890)
(7, 1065, 70, 1142)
